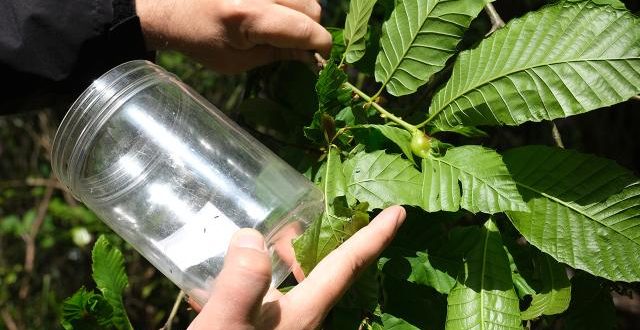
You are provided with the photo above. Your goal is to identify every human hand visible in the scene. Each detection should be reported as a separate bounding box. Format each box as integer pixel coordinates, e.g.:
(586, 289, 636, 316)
(135, 0, 332, 73)
(187, 205, 406, 330)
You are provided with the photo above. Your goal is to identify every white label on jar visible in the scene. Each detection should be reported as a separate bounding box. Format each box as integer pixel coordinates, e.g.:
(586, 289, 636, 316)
(156, 202, 239, 271)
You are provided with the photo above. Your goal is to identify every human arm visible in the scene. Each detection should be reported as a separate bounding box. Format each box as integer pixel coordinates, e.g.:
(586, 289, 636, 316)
(0, 0, 330, 114)
(136, 0, 331, 74)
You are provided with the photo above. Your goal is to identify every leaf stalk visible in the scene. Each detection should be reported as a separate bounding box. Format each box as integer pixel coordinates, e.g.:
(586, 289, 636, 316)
(343, 82, 417, 132)
(416, 113, 436, 129)
(485, 3, 505, 36)
(551, 122, 565, 149)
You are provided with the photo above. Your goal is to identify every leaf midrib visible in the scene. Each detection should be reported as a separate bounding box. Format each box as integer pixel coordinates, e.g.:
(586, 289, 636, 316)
(322, 148, 347, 259)
(479, 225, 490, 330)
(430, 57, 640, 122)
(432, 155, 525, 209)
(350, 178, 421, 185)
(378, 0, 439, 89)
(513, 181, 639, 247)
(344, 0, 372, 54)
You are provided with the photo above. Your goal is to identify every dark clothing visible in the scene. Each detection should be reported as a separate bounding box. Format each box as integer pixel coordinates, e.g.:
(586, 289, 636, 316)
(0, 0, 152, 114)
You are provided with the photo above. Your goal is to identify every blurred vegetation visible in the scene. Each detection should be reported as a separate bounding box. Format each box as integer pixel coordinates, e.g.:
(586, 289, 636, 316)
(1, 0, 639, 329)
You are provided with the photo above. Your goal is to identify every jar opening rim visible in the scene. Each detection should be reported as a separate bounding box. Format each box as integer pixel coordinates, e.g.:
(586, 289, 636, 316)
(51, 60, 170, 199)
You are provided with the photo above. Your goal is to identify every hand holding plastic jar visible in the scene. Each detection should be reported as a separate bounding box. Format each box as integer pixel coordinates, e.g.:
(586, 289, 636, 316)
(51, 60, 323, 307)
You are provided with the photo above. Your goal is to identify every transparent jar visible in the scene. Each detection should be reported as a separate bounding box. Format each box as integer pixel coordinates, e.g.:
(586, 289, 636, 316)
(51, 60, 323, 307)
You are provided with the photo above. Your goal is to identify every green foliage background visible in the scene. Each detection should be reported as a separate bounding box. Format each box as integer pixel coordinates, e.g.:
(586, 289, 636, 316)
(1, 0, 640, 329)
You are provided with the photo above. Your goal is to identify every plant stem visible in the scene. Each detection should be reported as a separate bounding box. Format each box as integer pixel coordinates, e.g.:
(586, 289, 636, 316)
(314, 53, 328, 68)
(551, 121, 565, 149)
(1, 309, 18, 330)
(343, 82, 417, 132)
(485, 3, 505, 36)
(160, 291, 185, 330)
(339, 53, 346, 68)
(371, 86, 384, 102)
(19, 177, 55, 300)
(316, 53, 417, 133)
(631, 95, 640, 101)
(416, 113, 436, 129)
(0, 178, 66, 190)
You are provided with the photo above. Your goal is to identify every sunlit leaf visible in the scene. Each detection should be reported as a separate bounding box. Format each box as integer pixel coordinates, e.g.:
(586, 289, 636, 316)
(520, 253, 571, 319)
(421, 146, 527, 214)
(445, 220, 521, 330)
(345, 150, 422, 210)
(328, 27, 347, 60)
(293, 147, 369, 274)
(429, 2, 640, 129)
(355, 124, 416, 163)
(382, 314, 421, 329)
(504, 146, 640, 282)
(564, 0, 627, 10)
(344, 0, 378, 63)
(375, 0, 491, 96)
(92, 236, 133, 330)
(305, 61, 352, 143)
(61, 287, 114, 330)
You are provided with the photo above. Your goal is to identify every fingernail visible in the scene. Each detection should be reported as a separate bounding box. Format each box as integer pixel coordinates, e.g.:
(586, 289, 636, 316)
(233, 229, 266, 252)
(396, 206, 407, 230)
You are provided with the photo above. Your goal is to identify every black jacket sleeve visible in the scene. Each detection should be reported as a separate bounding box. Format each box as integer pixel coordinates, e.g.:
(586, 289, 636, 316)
(0, 0, 153, 115)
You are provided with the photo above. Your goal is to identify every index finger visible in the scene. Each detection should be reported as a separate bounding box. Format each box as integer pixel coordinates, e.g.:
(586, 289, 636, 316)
(275, 0, 322, 22)
(283, 206, 406, 315)
(244, 4, 332, 57)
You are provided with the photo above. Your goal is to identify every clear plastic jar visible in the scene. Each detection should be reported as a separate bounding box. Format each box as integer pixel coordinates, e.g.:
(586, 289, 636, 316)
(51, 60, 323, 306)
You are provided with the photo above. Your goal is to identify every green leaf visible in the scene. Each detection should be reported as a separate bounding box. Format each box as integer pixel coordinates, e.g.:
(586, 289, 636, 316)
(375, 0, 491, 96)
(421, 146, 527, 214)
(381, 220, 480, 295)
(563, 0, 627, 10)
(328, 27, 347, 60)
(337, 264, 380, 311)
(345, 150, 422, 210)
(92, 236, 133, 330)
(317, 61, 352, 116)
(564, 273, 616, 330)
(270, 61, 318, 116)
(511, 273, 536, 300)
(356, 124, 415, 163)
(293, 147, 369, 274)
(353, 24, 383, 74)
(429, 2, 640, 129)
(327, 265, 381, 329)
(503, 145, 640, 282)
(520, 252, 571, 320)
(322, 146, 348, 201)
(327, 307, 368, 329)
(412, 251, 459, 294)
(501, 236, 537, 299)
(292, 211, 326, 275)
(61, 287, 114, 330)
(427, 125, 488, 138)
(445, 220, 521, 330)
(344, 0, 378, 63)
(382, 274, 448, 329)
(382, 250, 458, 295)
(382, 314, 421, 329)
(237, 98, 303, 141)
(305, 61, 352, 143)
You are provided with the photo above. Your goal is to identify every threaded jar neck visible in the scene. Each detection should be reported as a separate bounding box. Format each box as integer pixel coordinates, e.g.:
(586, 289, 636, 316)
(51, 60, 174, 200)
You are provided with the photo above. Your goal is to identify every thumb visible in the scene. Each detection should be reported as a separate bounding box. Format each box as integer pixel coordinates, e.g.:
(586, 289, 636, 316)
(188, 229, 272, 329)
